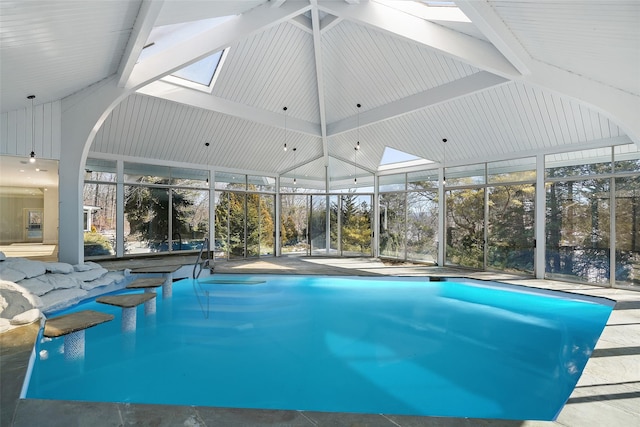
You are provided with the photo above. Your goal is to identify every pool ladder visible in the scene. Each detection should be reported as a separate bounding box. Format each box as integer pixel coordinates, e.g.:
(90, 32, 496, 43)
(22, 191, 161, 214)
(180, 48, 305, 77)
(193, 238, 214, 279)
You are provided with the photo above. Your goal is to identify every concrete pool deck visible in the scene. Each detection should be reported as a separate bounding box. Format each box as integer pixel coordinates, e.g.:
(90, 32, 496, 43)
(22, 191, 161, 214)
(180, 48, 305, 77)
(1, 256, 639, 426)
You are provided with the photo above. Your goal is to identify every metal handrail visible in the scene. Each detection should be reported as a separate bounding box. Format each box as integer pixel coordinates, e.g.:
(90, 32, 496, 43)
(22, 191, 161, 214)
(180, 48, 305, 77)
(193, 238, 213, 279)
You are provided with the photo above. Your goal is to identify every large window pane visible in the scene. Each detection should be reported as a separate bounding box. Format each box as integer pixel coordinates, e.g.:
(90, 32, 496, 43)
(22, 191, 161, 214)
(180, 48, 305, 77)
(615, 176, 640, 287)
(310, 195, 327, 254)
(407, 170, 438, 191)
(85, 158, 116, 182)
(545, 179, 611, 284)
(227, 192, 246, 259)
(445, 164, 485, 186)
(446, 188, 484, 268)
(379, 192, 406, 259)
(379, 174, 406, 192)
(487, 184, 535, 273)
(83, 183, 116, 257)
(546, 148, 612, 178)
(172, 188, 209, 251)
(341, 194, 372, 256)
(171, 167, 209, 188)
(214, 191, 229, 260)
(406, 190, 438, 263)
(124, 185, 169, 254)
(246, 193, 275, 257)
(487, 157, 536, 183)
(124, 163, 171, 183)
(248, 175, 276, 192)
(614, 144, 640, 173)
(280, 194, 309, 255)
(215, 172, 246, 190)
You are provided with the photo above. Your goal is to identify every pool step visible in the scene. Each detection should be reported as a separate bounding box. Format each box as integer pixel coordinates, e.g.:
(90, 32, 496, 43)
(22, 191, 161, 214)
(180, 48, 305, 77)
(97, 293, 157, 331)
(44, 310, 114, 360)
(126, 277, 165, 292)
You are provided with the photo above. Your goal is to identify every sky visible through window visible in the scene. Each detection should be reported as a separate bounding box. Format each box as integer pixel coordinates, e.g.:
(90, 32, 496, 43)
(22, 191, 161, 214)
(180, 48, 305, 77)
(172, 50, 224, 86)
(380, 147, 430, 166)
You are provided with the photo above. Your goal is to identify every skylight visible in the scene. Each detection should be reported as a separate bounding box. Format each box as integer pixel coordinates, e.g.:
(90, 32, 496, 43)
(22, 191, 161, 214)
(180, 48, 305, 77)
(379, 147, 434, 171)
(171, 50, 225, 87)
(140, 16, 234, 92)
(373, 0, 470, 23)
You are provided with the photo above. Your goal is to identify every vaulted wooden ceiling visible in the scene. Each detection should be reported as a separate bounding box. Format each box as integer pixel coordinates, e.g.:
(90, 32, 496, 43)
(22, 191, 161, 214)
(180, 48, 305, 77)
(1, 0, 638, 185)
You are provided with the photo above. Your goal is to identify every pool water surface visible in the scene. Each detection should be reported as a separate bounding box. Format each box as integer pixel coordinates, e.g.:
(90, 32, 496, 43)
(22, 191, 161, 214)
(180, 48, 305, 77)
(26, 275, 614, 420)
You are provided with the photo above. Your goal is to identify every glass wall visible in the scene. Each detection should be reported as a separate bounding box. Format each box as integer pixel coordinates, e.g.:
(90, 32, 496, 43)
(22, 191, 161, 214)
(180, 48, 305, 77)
(340, 194, 372, 256)
(486, 158, 536, 274)
(83, 159, 117, 257)
(446, 188, 485, 269)
(545, 144, 640, 287)
(123, 163, 209, 254)
(82, 142, 638, 290)
(280, 193, 309, 255)
(214, 172, 275, 259)
(378, 171, 438, 262)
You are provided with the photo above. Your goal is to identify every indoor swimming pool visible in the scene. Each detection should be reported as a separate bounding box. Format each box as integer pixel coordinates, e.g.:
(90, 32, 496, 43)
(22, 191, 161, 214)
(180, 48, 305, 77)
(25, 275, 614, 420)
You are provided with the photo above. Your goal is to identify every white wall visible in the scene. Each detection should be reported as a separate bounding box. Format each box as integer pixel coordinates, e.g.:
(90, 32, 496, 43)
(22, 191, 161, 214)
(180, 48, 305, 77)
(0, 100, 62, 159)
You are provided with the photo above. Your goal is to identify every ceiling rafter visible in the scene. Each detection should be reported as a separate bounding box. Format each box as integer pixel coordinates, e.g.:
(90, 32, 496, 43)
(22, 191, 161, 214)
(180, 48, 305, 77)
(125, 1, 311, 90)
(117, 0, 165, 88)
(136, 80, 320, 137)
(310, 0, 330, 168)
(455, 0, 531, 76)
(318, 0, 521, 79)
(327, 71, 509, 137)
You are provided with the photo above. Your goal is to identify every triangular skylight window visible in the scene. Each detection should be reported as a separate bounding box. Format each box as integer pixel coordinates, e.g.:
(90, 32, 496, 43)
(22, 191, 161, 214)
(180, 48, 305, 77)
(379, 147, 434, 171)
(171, 50, 225, 87)
(140, 16, 234, 92)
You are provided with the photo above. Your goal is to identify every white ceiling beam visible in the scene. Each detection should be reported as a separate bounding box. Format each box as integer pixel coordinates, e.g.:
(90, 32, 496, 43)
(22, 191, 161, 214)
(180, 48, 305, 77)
(318, 0, 521, 79)
(310, 0, 330, 167)
(289, 14, 313, 33)
(455, 0, 532, 76)
(117, 0, 165, 88)
(137, 80, 320, 137)
(327, 71, 508, 136)
(320, 14, 342, 34)
(125, 1, 311, 90)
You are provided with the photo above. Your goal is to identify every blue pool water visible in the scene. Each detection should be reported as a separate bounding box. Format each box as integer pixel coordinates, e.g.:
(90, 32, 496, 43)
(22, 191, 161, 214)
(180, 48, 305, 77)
(26, 275, 613, 420)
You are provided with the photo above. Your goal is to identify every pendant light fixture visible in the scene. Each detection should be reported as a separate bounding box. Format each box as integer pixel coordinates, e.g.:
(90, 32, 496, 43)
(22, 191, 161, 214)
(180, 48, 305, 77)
(354, 103, 361, 184)
(283, 106, 288, 152)
(293, 147, 297, 185)
(28, 95, 36, 163)
(442, 138, 447, 185)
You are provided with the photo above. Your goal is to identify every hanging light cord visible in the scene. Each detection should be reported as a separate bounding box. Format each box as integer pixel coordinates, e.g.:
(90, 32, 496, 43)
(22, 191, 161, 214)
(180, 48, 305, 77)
(28, 95, 36, 163)
(293, 147, 297, 185)
(442, 138, 447, 184)
(355, 103, 361, 184)
(283, 106, 288, 152)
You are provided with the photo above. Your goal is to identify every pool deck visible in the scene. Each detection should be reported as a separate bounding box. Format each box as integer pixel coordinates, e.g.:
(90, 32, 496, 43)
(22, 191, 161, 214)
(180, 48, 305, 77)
(2, 256, 639, 427)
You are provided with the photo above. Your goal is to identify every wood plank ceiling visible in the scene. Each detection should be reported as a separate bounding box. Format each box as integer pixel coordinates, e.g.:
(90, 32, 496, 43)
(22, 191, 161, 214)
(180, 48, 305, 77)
(1, 0, 638, 184)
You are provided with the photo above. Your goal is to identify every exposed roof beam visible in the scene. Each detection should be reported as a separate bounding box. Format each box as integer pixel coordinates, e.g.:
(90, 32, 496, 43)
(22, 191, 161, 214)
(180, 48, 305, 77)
(456, 0, 532, 76)
(125, 1, 311, 90)
(117, 0, 164, 88)
(330, 154, 376, 175)
(318, 0, 521, 79)
(279, 153, 325, 175)
(310, 1, 330, 167)
(136, 80, 320, 137)
(320, 14, 342, 34)
(289, 14, 313, 33)
(327, 71, 508, 136)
